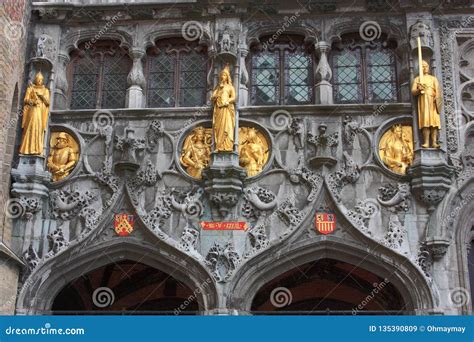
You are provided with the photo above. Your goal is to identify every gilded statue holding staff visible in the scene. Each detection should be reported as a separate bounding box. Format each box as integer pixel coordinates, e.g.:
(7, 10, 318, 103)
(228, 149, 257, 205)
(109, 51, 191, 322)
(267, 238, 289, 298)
(412, 37, 442, 149)
(212, 64, 236, 152)
(19, 71, 50, 155)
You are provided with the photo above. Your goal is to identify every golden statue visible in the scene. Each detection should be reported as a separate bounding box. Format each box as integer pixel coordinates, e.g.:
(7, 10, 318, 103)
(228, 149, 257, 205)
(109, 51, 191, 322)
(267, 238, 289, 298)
(379, 124, 414, 175)
(180, 126, 212, 179)
(238, 127, 269, 177)
(211, 64, 236, 152)
(19, 71, 50, 155)
(47, 132, 79, 181)
(412, 59, 442, 148)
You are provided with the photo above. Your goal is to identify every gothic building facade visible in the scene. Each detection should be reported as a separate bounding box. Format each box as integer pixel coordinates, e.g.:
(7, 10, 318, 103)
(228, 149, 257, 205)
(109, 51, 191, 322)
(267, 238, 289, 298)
(0, 0, 473, 315)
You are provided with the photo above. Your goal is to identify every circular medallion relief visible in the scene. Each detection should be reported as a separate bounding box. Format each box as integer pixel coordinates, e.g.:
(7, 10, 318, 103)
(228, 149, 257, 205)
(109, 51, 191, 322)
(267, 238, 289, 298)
(47, 131, 80, 182)
(378, 124, 414, 175)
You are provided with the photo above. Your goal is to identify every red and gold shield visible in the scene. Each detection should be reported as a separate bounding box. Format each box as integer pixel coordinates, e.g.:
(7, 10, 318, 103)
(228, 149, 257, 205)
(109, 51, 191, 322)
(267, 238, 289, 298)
(114, 214, 135, 236)
(315, 212, 336, 235)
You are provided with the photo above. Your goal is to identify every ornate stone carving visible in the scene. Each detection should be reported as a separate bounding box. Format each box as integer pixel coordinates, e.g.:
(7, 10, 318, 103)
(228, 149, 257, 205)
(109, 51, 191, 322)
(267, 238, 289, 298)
(22, 244, 39, 276)
(347, 199, 380, 233)
(218, 26, 237, 55)
(342, 115, 362, 147)
(142, 194, 173, 236)
(326, 152, 360, 202)
(409, 21, 433, 50)
(314, 41, 333, 104)
(383, 215, 407, 251)
(11, 197, 42, 221)
(377, 183, 411, 213)
(50, 189, 101, 232)
(35, 34, 56, 60)
(205, 242, 241, 282)
(146, 120, 164, 152)
(277, 195, 304, 227)
(46, 228, 68, 257)
(114, 127, 146, 172)
(289, 163, 323, 202)
(308, 124, 338, 167)
(288, 118, 305, 151)
(128, 160, 160, 194)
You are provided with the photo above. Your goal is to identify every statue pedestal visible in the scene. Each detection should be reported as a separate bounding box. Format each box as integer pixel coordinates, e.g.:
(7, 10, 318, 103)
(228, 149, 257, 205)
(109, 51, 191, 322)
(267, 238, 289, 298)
(315, 80, 333, 105)
(10, 156, 51, 257)
(202, 152, 246, 219)
(407, 149, 454, 212)
(11, 156, 50, 197)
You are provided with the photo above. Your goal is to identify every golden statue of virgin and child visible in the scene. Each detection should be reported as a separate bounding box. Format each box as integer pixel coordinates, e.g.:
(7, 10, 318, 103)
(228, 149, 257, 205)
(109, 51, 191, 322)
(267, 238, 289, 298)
(180, 65, 268, 178)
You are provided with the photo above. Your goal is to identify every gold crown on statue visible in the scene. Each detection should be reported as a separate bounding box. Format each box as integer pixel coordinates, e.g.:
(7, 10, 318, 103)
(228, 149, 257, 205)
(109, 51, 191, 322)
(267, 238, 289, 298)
(220, 64, 232, 80)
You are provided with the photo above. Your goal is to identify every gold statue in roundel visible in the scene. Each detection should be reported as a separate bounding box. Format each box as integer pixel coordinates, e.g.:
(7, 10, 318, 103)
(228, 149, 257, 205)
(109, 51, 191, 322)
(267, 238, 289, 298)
(180, 126, 269, 179)
(180, 126, 212, 179)
(238, 127, 269, 177)
(47, 131, 80, 182)
(379, 124, 414, 175)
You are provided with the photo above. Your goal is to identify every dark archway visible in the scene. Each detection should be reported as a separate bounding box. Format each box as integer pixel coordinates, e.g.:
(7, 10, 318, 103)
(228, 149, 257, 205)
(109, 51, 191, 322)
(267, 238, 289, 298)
(52, 261, 199, 315)
(251, 258, 406, 315)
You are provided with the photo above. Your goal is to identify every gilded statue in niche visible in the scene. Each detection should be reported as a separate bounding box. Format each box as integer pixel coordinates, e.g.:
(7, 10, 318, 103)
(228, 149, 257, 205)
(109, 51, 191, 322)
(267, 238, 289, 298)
(47, 132, 79, 181)
(238, 127, 269, 177)
(379, 124, 414, 175)
(180, 126, 269, 178)
(412, 59, 442, 149)
(19, 71, 50, 155)
(211, 64, 236, 152)
(180, 126, 212, 179)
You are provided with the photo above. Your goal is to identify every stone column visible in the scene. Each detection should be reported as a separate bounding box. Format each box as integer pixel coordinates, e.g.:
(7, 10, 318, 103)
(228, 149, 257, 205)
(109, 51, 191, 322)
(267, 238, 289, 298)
(314, 41, 333, 104)
(54, 52, 70, 110)
(126, 47, 146, 108)
(239, 46, 249, 107)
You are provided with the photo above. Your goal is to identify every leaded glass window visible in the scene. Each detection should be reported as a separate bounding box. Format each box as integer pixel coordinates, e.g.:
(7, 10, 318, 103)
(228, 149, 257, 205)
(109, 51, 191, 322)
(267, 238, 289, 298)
(69, 41, 131, 109)
(332, 36, 398, 104)
(146, 39, 207, 108)
(250, 35, 313, 105)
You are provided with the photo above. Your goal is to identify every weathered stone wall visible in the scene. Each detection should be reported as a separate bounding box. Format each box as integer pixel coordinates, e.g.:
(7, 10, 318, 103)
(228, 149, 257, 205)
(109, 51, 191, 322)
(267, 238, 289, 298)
(0, 0, 30, 315)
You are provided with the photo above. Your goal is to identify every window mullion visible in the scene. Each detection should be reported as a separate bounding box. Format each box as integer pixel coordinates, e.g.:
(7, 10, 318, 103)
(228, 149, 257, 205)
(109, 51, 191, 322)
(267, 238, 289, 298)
(279, 48, 285, 105)
(361, 47, 368, 104)
(174, 52, 180, 107)
(96, 54, 105, 109)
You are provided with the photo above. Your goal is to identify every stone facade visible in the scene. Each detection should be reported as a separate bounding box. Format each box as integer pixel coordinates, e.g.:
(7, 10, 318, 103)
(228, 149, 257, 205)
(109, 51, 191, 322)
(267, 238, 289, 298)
(0, 0, 30, 314)
(2, 0, 474, 315)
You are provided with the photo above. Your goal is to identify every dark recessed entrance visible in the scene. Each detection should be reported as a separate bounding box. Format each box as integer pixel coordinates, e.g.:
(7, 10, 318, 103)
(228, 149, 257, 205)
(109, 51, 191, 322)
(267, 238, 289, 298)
(251, 258, 407, 315)
(51, 260, 199, 315)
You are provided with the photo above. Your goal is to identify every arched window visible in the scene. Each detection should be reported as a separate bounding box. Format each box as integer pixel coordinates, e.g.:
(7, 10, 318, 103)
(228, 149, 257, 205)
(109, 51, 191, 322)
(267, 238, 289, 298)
(146, 39, 208, 108)
(249, 35, 313, 105)
(332, 35, 398, 104)
(68, 41, 131, 109)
